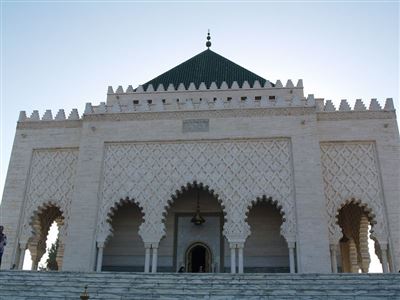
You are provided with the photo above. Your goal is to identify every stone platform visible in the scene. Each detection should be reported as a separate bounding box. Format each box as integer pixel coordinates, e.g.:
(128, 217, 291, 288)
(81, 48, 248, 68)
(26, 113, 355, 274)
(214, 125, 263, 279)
(0, 271, 399, 300)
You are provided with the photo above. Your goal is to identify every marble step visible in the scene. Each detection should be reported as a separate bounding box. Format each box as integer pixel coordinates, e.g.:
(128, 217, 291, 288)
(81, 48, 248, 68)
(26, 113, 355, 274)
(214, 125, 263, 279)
(0, 271, 399, 300)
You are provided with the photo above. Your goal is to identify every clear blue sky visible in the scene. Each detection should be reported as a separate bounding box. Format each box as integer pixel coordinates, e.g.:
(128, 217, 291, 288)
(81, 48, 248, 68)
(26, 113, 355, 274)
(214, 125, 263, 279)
(1, 1, 399, 197)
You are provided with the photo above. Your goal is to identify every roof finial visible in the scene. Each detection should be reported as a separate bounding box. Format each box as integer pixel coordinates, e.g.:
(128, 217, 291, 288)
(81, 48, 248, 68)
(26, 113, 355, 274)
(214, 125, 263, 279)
(206, 30, 211, 49)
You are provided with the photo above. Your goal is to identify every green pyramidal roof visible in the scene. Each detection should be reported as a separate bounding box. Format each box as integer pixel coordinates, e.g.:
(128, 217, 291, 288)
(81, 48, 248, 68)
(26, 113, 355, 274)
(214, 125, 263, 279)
(141, 49, 268, 91)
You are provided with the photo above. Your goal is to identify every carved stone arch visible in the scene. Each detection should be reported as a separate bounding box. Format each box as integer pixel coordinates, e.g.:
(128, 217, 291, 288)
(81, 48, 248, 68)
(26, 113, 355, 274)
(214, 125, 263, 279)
(25, 201, 65, 270)
(28, 201, 65, 236)
(96, 197, 144, 244)
(245, 195, 296, 243)
(335, 198, 376, 226)
(330, 197, 387, 246)
(157, 181, 229, 241)
(320, 142, 388, 247)
(162, 181, 227, 223)
(101, 140, 294, 245)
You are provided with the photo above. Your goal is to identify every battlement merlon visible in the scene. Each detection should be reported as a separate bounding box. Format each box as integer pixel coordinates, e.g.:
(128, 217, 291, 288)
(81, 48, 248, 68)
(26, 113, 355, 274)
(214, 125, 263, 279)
(16, 98, 396, 125)
(106, 79, 305, 106)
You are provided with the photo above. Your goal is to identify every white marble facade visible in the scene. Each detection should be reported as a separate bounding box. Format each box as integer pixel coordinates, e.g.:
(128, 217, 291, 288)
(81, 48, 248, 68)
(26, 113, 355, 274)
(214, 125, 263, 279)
(1, 56, 399, 274)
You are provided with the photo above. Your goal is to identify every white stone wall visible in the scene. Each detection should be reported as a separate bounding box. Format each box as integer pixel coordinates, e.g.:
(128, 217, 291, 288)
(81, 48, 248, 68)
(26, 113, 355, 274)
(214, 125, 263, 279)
(0, 125, 81, 270)
(317, 113, 400, 271)
(1, 92, 398, 274)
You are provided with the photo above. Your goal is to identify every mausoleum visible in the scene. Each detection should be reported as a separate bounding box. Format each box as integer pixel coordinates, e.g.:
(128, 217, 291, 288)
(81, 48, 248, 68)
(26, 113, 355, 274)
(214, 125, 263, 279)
(1, 34, 399, 275)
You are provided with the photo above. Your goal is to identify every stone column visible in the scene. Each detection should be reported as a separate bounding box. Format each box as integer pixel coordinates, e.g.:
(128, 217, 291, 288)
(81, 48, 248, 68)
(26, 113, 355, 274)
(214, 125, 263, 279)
(380, 244, 389, 273)
(151, 246, 158, 273)
(237, 243, 244, 274)
(359, 215, 370, 273)
(95, 242, 104, 272)
(288, 242, 296, 274)
(31, 260, 39, 271)
(330, 244, 338, 273)
(144, 245, 151, 273)
(230, 245, 236, 274)
(18, 242, 27, 270)
(348, 238, 359, 273)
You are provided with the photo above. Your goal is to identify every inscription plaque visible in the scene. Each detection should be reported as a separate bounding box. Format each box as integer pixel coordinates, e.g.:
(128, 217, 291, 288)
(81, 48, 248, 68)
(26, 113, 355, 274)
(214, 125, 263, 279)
(182, 119, 209, 133)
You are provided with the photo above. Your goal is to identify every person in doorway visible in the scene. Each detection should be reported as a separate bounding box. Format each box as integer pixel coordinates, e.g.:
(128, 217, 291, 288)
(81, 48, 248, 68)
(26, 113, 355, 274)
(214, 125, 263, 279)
(198, 266, 204, 273)
(178, 266, 185, 273)
(0, 226, 7, 267)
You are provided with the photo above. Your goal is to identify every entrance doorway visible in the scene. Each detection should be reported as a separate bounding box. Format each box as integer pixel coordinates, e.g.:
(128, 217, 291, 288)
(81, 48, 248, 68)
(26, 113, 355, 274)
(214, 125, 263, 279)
(185, 242, 212, 272)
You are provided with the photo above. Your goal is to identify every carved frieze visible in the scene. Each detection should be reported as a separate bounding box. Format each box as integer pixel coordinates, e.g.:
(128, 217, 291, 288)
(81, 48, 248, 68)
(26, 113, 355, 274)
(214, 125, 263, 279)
(98, 139, 296, 244)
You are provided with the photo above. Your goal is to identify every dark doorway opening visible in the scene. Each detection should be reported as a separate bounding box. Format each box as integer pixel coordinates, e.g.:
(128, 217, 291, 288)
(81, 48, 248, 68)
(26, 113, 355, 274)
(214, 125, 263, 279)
(191, 245, 206, 273)
(186, 242, 212, 272)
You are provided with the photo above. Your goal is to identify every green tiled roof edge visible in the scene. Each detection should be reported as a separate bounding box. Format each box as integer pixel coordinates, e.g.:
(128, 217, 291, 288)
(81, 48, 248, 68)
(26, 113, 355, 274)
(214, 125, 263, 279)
(141, 49, 269, 91)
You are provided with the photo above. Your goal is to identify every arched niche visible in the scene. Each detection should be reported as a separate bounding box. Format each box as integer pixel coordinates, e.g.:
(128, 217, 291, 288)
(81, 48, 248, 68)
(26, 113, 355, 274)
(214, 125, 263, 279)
(101, 198, 145, 272)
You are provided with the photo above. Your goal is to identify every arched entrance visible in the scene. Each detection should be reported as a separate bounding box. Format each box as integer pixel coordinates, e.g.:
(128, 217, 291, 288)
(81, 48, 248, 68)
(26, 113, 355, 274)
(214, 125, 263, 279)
(102, 200, 144, 272)
(336, 200, 386, 273)
(245, 199, 290, 273)
(27, 204, 64, 271)
(185, 242, 212, 272)
(159, 182, 225, 273)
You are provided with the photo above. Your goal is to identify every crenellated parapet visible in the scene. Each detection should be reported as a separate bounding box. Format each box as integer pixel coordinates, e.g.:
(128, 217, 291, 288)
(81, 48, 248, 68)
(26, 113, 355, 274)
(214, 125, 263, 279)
(107, 79, 304, 95)
(106, 79, 305, 106)
(17, 97, 396, 126)
(317, 98, 395, 112)
(84, 93, 316, 115)
(18, 108, 81, 122)
(16, 82, 396, 126)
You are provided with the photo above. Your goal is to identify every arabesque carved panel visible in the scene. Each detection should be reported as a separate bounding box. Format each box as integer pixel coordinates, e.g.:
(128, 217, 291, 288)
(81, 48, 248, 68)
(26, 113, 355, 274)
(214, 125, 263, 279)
(98, 139, 295, 244)
(20, 149, 79, 243)
(320, 142, 387, 244)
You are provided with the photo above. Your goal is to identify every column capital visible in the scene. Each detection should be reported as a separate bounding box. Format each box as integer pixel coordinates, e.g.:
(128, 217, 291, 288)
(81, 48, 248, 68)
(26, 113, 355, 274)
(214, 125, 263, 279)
(19, 241, 27, 250)
(329, 243, 338, 251)
(379, 243, 388, 251)
(236, 242, 244, 249)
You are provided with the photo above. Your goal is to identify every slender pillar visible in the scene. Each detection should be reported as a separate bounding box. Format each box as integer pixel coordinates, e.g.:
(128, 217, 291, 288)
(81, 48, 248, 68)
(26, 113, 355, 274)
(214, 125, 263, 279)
(330, 244, 338, 273)
(348, 238, 358, 273)
(230, 245, 236, 274)
(96, 242, 104, 272)
(288, 242, 296, 274)
(238, 244, 244, 274)
(381, 244, 389, 273)
(31, 261, 39, 271)
(18, 243, 27, 270)
(144, 246, 151, 273)
(151, 247, 158, 273)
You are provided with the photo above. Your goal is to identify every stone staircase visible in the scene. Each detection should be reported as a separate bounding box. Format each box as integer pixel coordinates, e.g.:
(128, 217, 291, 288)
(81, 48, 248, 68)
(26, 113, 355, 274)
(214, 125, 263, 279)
(0, 271, 399, 300)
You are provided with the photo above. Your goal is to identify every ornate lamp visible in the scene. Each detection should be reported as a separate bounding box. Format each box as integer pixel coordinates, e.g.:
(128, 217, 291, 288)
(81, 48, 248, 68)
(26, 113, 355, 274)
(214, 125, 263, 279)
(191, 190, 205, 225)
(80, 285, 89, 300)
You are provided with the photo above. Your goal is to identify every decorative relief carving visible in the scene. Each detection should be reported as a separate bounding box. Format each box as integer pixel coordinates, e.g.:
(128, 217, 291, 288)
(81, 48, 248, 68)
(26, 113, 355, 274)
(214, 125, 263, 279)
(320, 142, 388, 245)
(20, 149, 79, 243)
(98, 139, 295, 244)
